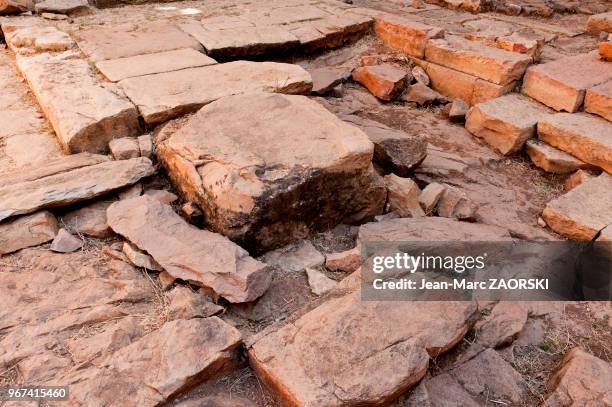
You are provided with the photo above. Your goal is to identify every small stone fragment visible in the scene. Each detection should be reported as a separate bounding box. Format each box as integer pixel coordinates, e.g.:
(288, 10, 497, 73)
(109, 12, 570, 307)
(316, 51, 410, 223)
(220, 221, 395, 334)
(352, 64, 410, 101)
(41, 12, 68, 20)
(309, 67, 351, 95)
(109, 137, 140, 160)
(448, 98, 468, 122)
(50, 228, 83, 253)
(167, 285, 224, 320)
(384, 174, 425, 218)
(122, 242, 163, 271)
(143, 189, 178, 205)
(179, 202, 203, 224)
(158, 271, 176, 290)
(34, 0, 89, 15)
(586, 11, 612, 35)
(63, 200, 113, 238)
(411, 65, 429, 86)
(261, 240, 325, 272)
(437, 186, 478, 220)
(0, 211, 59, 255)
(418, 182, 446, 214)
(403, 82, 448, 106)
(564, 170, 597, 192)
(325, 246, 361, 273)
(305, 268, 337, 296)
(137, 134, 153, 159)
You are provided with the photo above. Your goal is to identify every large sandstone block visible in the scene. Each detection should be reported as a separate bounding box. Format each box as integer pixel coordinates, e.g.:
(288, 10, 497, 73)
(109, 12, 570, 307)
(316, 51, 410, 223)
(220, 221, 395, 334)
(157, 93, 385, 252)
(522, 52, 612, 112)
(374, 13, 444, 58)
(586, 11, 612, 35)
(425, 35, 532, 85)
(16, 51, 140, 153)
(538, 113, 612, 173)
(0, 211, 58, 255)
(248, 289, 477, 406)
(0, 157, 154, 221)
(74, 22, 203, 62)
(585, 80, 612, 122)
(465, 93, 552, 155)
(120, 61, 312, 125)
(106, 195, 270, 303)
(542, 174, 612, 241)
(95, 48, 217, 82)
(423, 60, 516, 105)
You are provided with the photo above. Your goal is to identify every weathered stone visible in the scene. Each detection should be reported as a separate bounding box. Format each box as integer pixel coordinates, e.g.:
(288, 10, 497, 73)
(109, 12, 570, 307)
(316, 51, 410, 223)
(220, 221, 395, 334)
(437, 186, 478, 220)
(564, 169, 597, 192)
(526, 139, 592, 174)
(5, 25, 74, 53)
(179, 202, 202, 224)
(167, 286, 223, 320)
(96, 48, 216, 82)
(538, 113, 612, 173)
(109, 137, 140, 160)
(325, 246, 361, 272)
(157, 93, 384, 252)
(418, 182, 446, 214)
(34, 0, 89, 15)
(41, 12, 68, 20)
(341, 114, 428, 176)
(0, 211, 58, 255)
(384, 174, 425, 218)
(412, 65, 430, 86)
(261, 240, 325, 272)
(179, 23, 299, 59)
(117, 183, 142, 200)
(542, 173, 612, 241)
(0, 157, 154, 221)
(0, 0, 24, 14)
(120, 61, 312, 125)
(585, 80, 612, 122)
(122, 242, 162, 271)
(545, 348, 612, 406)
(143, 189, 178, 205)
(425, 35, 532, 85)
(68, 318, 242, 407)
(309, 66, 351, 95)
(158, 271, 176, 290)
(600, 38, 612, 61)
(63, 200, 113, 238)
(465, 93, 552, 155)
(522, 52, 612, 112)
(406, 373, 479, 407)
(352, 64, 409, 101)
(248, 287, 477, 406)
(495, 30, 545, 61)
(403, 81, 448, 106)
(423, 60, 517, 106)
(74, 23, 203, 62)
(586, 11, 612, 35)
(476, 301, 528, 348)
(106, 195, 270, 303)
(14, 51, 140, 153)
(305, 268, 337, 296)
(374, 13, 444, 58)
(137, 134, 153, 159)
(448, 98, 468, 122)
(50, 228, 83, 253)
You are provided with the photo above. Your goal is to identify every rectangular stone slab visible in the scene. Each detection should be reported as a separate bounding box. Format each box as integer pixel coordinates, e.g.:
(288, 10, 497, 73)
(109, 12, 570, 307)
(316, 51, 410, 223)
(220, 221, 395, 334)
(156, 93, 385, 252)
(585, 80, 612, 122)
(526, 139, 592, 174)
(95, 48, 217, 82)
(119, 61, 312, 125)
(0, 211, 59, 255)
(522, 52, 612, 112)
(106, 195, 271, 303)
(543, 174, 612, 241)
(16, 51, 140, 153)
(179, 22, 300, 59)
(465, 93, 552, 155)
(538, 113, 612, 174)
(425, 35, 532, 85)
(74, 22, 203, 62)
(0, 157, 154, 221)
(374, 13, 444, 58)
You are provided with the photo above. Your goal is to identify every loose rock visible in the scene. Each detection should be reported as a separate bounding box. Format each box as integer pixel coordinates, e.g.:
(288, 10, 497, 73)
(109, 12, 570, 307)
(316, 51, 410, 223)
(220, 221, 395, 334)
(305, 268, 337, 296)
(50, 228, 83, 253)
(122, 242, 162, 271)
(325, 246, 361, 273)
(418, 182, 446, 214)
(109, 137, 140, 160)
(384, 174, 425, 218)
(261, 240, 325, 272)
(526, 139, 592, 174)
(0, 211, 59, 255)
(352, 63, 410, 101)
(63, 200, 114, 238)
(448, 98, 469, 122)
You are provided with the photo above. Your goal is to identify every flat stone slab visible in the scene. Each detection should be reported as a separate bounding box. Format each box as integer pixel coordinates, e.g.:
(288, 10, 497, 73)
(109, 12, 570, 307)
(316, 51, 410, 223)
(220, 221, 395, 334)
(538, 113, 612, 173)
(542, 173, 612, 241)
(425, 35, 532, 85)
(465, 93, 552, 155)
(526, 140, 592, 174)
(374, 12, 444, 58)
(95, 48, 217, 82)
(157, 93, 384, 252)
(179, 23, 299, 59)
(0, 157, 154, 221)
(585, 80, 612, 122)
(248, 287, 477, 406)
(421, 60, 516, 106)
(34, 0, 89, 15)
(522, 52, 612, 112)
(74, 22, 203, 62)
(0, 211, 58, 255)
(106, 195, 270, 303)
(352, 63, 409, 101)
(309, 66, 351, 95)
(120, 61, 312, 125)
